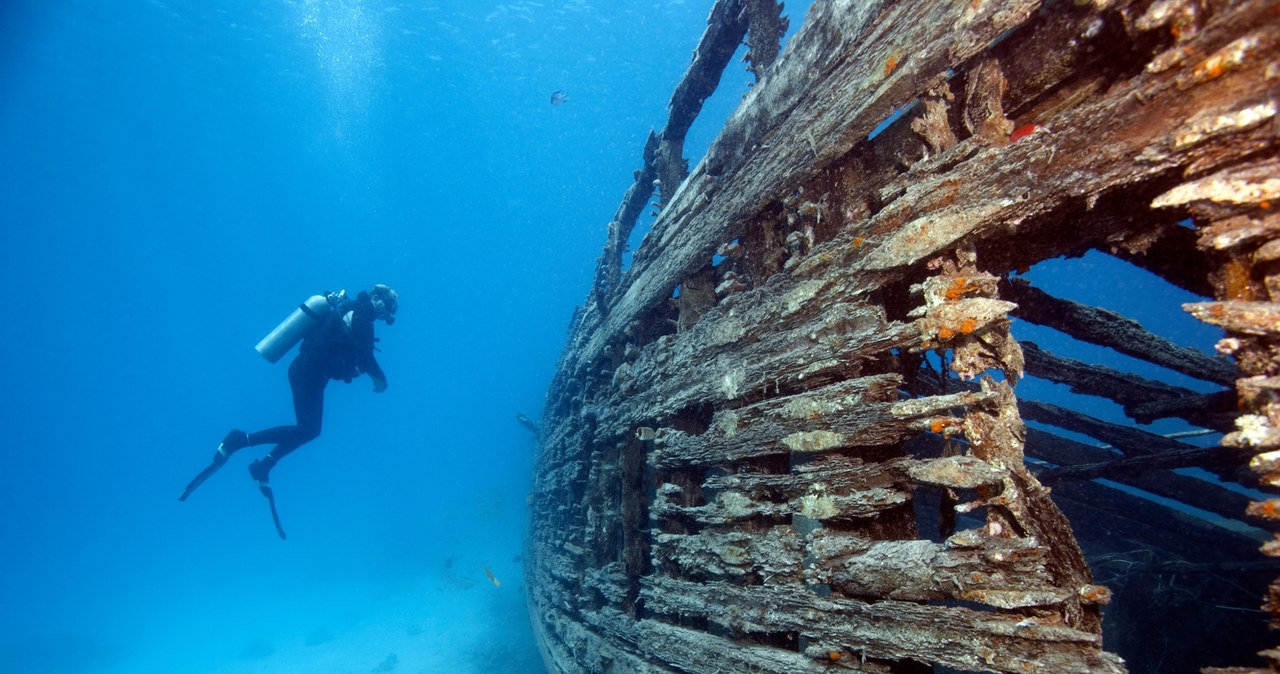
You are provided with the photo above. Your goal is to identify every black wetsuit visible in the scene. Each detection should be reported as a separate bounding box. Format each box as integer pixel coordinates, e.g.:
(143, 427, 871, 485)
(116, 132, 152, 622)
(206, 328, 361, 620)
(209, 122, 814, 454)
(244, 292, 386, 473)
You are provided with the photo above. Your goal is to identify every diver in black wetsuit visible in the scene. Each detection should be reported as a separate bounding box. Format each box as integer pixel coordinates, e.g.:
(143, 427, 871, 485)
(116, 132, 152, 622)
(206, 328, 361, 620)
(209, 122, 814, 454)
(178, 284, 398, 537)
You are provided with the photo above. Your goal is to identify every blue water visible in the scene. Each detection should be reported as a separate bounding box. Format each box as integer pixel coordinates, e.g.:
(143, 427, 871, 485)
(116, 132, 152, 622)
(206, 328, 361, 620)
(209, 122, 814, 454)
(0, 1, 782, 672)
(0, 1, 1233, 673)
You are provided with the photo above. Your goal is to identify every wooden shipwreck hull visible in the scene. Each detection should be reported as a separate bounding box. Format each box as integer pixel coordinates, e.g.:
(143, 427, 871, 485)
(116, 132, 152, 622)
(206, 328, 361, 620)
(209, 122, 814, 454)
(526, 1, 1280, 672)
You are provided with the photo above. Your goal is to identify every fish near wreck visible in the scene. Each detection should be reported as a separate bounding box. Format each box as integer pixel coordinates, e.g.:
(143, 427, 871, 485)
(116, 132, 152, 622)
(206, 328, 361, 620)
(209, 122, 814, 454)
(526, 1, 1280, 673)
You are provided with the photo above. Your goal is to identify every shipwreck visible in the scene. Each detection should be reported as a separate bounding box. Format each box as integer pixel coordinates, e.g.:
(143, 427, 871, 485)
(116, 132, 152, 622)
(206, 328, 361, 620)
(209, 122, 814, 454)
(524, 1, 1280, 672)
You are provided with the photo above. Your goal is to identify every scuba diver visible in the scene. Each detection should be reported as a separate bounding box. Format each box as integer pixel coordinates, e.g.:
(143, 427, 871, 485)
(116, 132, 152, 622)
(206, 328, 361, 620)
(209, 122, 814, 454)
(179, 284, 399, 539)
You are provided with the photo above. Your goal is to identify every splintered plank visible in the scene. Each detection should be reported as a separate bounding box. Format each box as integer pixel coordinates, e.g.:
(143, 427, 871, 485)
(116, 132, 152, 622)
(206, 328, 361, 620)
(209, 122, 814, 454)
(652, 375, 903, 468)
(582, 607, 847, 674)
(809, 530, 1073, 609)
(1020, 399, 1201, 456)
(794, 0, 1278, 279)
(594, 0, 752, 306)
(596, 299, 916, 441)
(651, 526, 805, 582)
(1186, 300, 1280, 337)
(641, 577, 1126, 674)
(1021, 340, 1232, 428)
(573, 0, 1043, 376)
(1003, 278, 1239, 385)
(529, 590, 677, 674)
(653, 457, 915, 525)
(650, 372, 1003, 469)
(654, 452, 1017, 526)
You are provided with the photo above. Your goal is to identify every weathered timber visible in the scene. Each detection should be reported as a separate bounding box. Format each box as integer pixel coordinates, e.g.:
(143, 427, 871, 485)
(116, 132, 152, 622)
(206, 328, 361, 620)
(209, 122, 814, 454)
(1021, 399, 1201, 456)
(641, 577, 1125, 674)
(593, 0, 750, 313)
(1049, 477, 1269, 565)
(651, 526, 804, 582)
(1021, 340, 1235, 429)
(596, 300, 915, 444)
(530, 1, 1280, 672)
(585, 607, 865, 674)
(1003, 277, 1240, 385)
(1025, 426, 1256, 524)
(809, 530, 1074, 609)
(1037, 444, 1251, 483)
(579, 0, 1043, 370)
(741, 0, 786, 80)
(1128, 390, 1238, 429)
(652, 375, 905, 468)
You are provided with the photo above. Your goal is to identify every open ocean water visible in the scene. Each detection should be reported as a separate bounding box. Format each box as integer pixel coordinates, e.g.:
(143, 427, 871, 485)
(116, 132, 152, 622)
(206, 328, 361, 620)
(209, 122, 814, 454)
(0, 1, 1240, 673)
(0, 1, 800, 672)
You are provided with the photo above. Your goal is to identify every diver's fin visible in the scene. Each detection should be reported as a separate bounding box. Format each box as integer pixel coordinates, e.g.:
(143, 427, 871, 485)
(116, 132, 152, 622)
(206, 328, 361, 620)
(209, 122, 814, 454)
(249, 461, 287, 540)
(178, 455, 228, 501)
(260, 484, 287, 540)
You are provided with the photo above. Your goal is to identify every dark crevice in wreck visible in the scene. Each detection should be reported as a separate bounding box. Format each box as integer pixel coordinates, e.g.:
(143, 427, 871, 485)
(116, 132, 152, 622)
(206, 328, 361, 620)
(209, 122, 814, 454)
(527, 1, 1280, 673)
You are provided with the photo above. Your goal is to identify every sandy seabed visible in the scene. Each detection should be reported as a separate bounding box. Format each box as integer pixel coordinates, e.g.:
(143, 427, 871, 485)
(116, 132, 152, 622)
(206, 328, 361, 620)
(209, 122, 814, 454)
(93, 573, 543, 674)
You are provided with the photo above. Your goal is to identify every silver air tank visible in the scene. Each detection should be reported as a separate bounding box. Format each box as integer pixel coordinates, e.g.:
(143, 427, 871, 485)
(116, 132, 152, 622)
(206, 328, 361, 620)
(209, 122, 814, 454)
(255, 295, 333, 363)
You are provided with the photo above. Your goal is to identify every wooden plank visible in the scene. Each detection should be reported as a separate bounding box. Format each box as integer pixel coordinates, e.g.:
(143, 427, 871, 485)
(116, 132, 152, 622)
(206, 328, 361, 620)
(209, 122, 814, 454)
(1026, 427, 1256, 524)
(528, 589, 676, 674)
(652, 375, 904, 468)
(641, 577, 1125, 674)
(651, 526, 805, 582)
(1004, 278, 1239, 385)
(595, 300, 917, 443)
(1049, 478, 1268, 564)
(576, 0, 1044, 375)
(1021, 399, 1200, 456)
(1021, 340, 1233, 429)
(810, 530, 1073, 609)
(594, 0, 751, 309)
(582, 607, 855, 674)
(653, 471, 910, 525)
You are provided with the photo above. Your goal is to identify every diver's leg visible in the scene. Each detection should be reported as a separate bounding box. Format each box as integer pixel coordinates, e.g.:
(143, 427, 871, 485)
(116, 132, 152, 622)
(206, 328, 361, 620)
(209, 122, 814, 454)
(249, 357, 326, 486)
(178, 430, 252, 501)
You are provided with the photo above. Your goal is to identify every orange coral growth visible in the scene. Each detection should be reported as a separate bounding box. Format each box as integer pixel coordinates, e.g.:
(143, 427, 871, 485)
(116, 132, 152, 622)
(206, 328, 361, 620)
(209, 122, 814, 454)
(883, 51, 902, 77)
(852, 235, 866, 248)
(828, 650, 843, 662)
(1079, 584, 1113, 605)
(1221, 258, 1255, 301)
(1248, 499, 1280, 521)
(959, 317, 978, 334)
(944, 278, 970, 300)
(929, 418, 947, 434)
(937, 327, 956, 340)
(1194, 58, 1226, 82)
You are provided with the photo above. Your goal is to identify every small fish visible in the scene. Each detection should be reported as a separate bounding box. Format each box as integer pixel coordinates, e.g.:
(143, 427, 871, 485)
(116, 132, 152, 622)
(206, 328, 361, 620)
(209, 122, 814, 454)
(483, 565, 502, 588)
(550, 90, 567, 106)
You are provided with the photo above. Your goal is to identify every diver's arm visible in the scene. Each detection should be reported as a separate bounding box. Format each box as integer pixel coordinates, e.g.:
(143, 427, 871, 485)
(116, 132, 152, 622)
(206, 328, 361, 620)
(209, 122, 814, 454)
(352, 315, 388, 392)
(365, 355, 387, 392)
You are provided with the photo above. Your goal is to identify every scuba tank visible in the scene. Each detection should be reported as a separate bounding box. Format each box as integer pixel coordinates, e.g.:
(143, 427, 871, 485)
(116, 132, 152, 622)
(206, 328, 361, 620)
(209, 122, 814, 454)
(254, 294, 337, 363)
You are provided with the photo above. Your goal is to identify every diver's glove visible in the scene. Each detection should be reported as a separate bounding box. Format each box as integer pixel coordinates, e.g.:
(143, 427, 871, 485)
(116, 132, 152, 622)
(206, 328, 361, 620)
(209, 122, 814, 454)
(371, 373, 388, 393)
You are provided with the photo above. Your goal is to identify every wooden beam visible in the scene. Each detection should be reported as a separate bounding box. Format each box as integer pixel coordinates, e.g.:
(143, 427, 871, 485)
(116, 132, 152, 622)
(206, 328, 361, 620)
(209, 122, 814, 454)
(1021, 399, 1198, 456)
(642, 577, 1125, 674)
(1021, 340, 1234, 429)
(1003, 277, 1239, 385)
